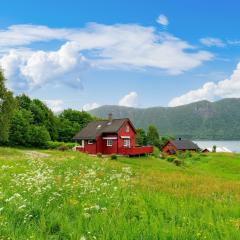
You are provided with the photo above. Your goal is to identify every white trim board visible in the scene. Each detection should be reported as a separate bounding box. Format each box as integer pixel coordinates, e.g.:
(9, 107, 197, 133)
(102, 137, 117, 140)
(121, 136, 130, 139)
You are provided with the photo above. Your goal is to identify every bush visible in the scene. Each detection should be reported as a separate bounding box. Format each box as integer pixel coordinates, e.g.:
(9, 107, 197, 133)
(47, 141, 64, 149)
(176, 151, 184, 159)
(152, 146, 160, 158)
(166, 156, 175, 162)
(111, 154, 117, 160)
(65, 142, 77, 149)
(185, 150, 192, 158)
(173, 159, 183, 166)
(57, 145, 69, 151)
(47, 141, 76, 150)
(97, 152, 102, 158)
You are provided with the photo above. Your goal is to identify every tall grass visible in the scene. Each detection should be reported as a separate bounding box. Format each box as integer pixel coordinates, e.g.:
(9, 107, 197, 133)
(0, 148, 239, 239)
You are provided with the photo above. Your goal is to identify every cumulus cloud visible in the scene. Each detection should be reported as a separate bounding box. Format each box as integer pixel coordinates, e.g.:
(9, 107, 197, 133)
(118, 92, 138, 107)
(200, 37, 225, 47)
(0, 23, 213, 92)
(82, 102, 100, 111)
(44, 99, 64, 112)
(169, 62, 240, 107)
(157, 15, 169, 26)
(0, 42, 86, 91)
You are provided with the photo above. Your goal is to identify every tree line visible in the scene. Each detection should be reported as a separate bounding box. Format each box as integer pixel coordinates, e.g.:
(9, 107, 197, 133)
(0, 70, 95, 147)
(0, 69, 170, 149)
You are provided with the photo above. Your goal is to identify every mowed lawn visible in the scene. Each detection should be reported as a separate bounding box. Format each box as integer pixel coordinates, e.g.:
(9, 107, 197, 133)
(0, 148, 240, 239)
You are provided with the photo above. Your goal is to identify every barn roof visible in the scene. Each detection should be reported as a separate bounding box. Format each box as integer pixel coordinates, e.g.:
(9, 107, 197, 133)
(171, 139, 200, 150)
(73, 118, 133, 140)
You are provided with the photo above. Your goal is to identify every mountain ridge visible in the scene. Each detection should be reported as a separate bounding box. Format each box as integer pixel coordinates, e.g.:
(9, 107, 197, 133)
(89, 98, 240, 140)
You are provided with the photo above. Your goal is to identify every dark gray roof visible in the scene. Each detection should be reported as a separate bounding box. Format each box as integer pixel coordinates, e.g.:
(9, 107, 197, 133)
(171, 140, 200, 150)
(73, 118, 132, 140)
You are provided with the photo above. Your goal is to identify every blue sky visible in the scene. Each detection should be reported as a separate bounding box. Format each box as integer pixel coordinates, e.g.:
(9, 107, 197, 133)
(0, 0, 240, 111)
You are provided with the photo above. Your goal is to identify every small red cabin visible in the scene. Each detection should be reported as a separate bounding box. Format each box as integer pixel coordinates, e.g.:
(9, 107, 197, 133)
(73, 114, 153, 156)
(162, 138, 200, 154)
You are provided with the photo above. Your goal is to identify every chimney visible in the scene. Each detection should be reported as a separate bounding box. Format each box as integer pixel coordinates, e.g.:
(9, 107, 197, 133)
(108, 113, 113, 122)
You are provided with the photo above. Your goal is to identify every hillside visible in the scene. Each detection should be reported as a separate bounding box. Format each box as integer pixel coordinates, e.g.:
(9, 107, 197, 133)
(0, 147, 240, 239)
(89, 98, 240, 140)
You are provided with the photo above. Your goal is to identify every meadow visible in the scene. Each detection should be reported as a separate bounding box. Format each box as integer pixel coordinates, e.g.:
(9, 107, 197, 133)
(0, 148, 239, 240)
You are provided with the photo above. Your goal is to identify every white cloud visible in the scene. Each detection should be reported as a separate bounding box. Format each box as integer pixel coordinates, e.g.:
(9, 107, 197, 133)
(157, 15, 169, 26)
(0, 23, 213, 92)
(118, 92, 138, 107)
(82, 102, 100, 111)
(0, 42, 86, 91)
(200, 37, 225, 47)
(169, 62, 240, 107)
(44, 99, 64, 112)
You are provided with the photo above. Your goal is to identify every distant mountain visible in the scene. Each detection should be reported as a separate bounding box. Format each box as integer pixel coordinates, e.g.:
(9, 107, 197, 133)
(89, 98, 240, 140)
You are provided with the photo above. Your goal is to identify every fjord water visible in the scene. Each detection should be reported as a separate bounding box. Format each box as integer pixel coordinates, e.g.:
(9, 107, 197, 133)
(194, 140, 240, 152)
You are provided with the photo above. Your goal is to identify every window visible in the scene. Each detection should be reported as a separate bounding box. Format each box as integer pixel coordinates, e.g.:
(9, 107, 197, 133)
(124, 139, 130, 148)
(88, 140, 93, 144)
(125, 125, 130, 132)
(107, 139, 113, 146)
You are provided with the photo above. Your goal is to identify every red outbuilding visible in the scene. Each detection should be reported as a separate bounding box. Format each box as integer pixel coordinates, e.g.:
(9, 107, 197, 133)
(73, 114, 153, 156)
(162, 138, 200, 155)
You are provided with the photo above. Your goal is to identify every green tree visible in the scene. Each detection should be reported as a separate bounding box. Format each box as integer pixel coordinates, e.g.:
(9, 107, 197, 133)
(9, 109, 33, 146)
(16, 94, 31, 110)
(16, 96, 58, 141)
(0, 69, 15, 143)
(136, 128, 147, 146)
(28, 125, 50, 147)
(147, 125, 160, 147)
(58, 109, 93, 142)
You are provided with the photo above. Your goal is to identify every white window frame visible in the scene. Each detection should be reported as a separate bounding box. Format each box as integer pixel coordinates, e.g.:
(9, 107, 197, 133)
(123, 139, 130, 148)
(125, 125, 130, 132)
(106, 139, 113, 147)
(88, 140, 94, 144)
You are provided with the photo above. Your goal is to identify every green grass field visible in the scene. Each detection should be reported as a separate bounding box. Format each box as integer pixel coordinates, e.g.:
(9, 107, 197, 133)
(0, 148, 239, 239)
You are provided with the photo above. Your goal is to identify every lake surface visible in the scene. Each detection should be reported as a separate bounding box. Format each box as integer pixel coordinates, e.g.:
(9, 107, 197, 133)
(193, 140, 240, 153)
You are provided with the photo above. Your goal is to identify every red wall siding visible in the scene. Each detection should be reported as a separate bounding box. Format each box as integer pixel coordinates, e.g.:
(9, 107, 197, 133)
(84, 140, 97, 154)
(162, 141, 177, 154)
(102, 135, 118, 154)
(117, 121, 136, 148)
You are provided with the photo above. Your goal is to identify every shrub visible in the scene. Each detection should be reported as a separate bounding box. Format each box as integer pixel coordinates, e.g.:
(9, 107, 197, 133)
(212, 145, 217, 153)
(111, 154, 117, 160)
(153, 146, 160, 158)
(185, 150, 192, 158)
(166, 156, 175, 162)
(173, 159, 182, 166)
(47, 141, 64, 149)
(47, 141, 76, 150)
(57, 145, 69, 151)
(176, 151, 184, 159)
(65, 142, 77, 149)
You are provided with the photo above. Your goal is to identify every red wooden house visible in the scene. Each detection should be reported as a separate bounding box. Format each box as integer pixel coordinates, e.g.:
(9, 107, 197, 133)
(162, 138, 200, 154)
(73, 114, 153, 156)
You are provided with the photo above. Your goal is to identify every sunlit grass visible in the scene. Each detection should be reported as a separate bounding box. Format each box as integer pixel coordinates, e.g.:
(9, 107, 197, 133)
(0, 148, 239, 239)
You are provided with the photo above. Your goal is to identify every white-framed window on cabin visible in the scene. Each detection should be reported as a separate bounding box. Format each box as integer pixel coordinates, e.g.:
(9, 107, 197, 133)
(123, 139, 130, 148)
(125, 125, 130, 132)
(88, 140, 93, 144)
(106, 139, 113, 147)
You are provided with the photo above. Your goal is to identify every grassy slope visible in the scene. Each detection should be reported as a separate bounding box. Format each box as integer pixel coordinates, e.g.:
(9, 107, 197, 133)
(0, 148, 239, 239)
